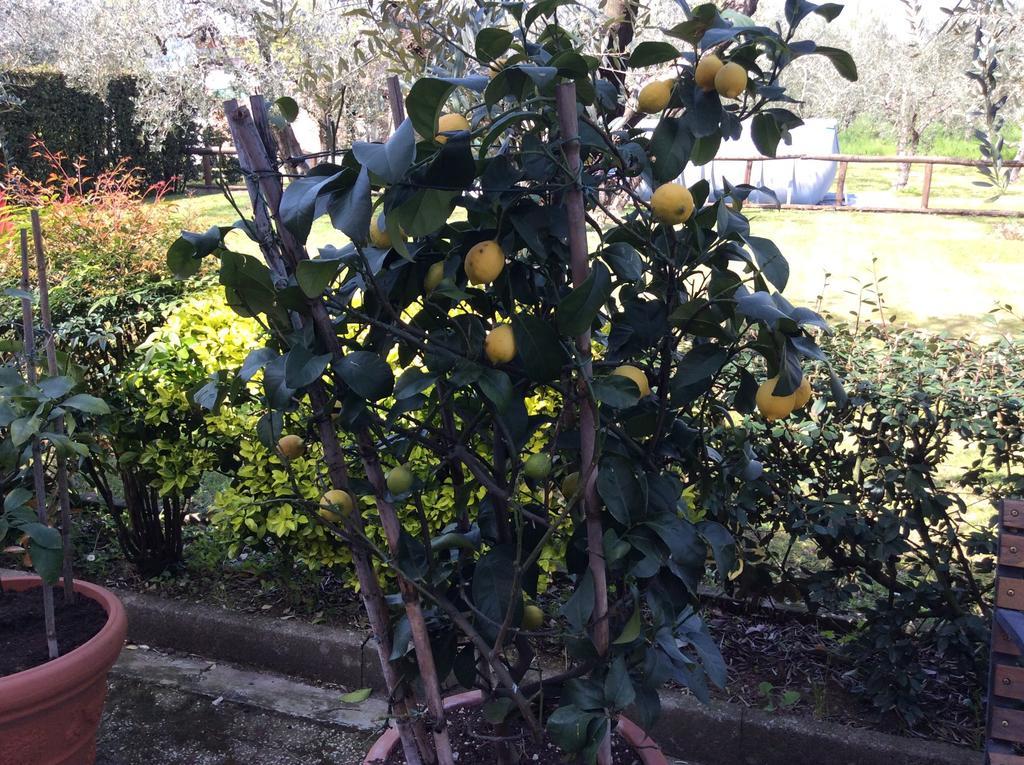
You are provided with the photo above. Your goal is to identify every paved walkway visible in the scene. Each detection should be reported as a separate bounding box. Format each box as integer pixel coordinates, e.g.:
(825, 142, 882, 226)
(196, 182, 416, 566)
(96, 646, 691, 764)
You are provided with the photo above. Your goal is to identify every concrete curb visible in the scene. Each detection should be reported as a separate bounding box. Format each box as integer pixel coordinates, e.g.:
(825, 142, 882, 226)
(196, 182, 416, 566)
(116, 588, 982, 765)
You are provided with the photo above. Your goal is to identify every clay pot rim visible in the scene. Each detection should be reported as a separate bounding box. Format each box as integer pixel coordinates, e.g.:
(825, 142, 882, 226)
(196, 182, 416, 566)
(0, 575, 128, 714)
(363, 688, 668, 765)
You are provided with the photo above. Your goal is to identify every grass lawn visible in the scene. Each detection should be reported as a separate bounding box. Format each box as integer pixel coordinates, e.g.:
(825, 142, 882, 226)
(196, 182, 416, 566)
(167, 170, 1024, 337)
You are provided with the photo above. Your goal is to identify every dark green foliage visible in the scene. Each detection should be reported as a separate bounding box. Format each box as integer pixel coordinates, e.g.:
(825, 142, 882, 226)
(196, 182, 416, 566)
(0, 69, 199, 189)
(704, 322, 1022, 725)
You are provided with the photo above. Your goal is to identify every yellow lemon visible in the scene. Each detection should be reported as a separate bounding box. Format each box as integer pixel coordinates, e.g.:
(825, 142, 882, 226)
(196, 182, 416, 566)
(695, 54, 724, 91)
(277, 434, 305, 460)
(386, 465, 415, 495)
(464, 240, 505, 285)
(612, 364, 651, 397)
(651, 183, 695, 225)
(319, 489, 355, 522)
(485, 324, 516, 364)
(637, 80, 673, 114)
(369, 215, 391, 249)
(523, 453, 552, 480)
(522, 604, 544, 630)
(756, 376, 797, 421)
(436, 113, 470, 144)
(793, 377, 813, 410)
(424, 261, 445, 292)
(561, 471, 580, 499)
(714, 62, 748, 99)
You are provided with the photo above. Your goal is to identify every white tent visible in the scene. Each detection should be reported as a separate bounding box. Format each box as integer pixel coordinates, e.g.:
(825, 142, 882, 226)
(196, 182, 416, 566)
(638, 117, 840, 206)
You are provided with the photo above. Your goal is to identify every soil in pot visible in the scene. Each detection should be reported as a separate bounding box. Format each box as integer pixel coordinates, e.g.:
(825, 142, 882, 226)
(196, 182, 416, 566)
(382, 705, 646, 765)
(0, 585, 107, 676)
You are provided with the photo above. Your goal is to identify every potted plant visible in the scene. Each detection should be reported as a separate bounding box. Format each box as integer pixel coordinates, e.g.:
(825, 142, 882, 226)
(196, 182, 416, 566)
(1, 218, 126, 765)
(168, 2, 854, 762)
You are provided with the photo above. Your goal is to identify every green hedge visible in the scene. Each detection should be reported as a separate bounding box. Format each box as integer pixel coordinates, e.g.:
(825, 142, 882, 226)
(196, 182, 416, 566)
(0, 69, 199, 190)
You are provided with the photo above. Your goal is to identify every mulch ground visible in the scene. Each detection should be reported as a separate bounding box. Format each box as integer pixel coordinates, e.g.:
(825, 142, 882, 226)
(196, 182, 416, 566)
(382, 705, 645, 765)
(63, 521, 982, 750)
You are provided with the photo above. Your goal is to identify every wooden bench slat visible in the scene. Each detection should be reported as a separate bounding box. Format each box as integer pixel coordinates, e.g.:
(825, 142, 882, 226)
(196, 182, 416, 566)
(1004, 534, 1024, 568)
(998, 610, 1024, 654)
(1005, 500, 1024, 530)
(994, 664, 1024, 701)
(988, 751, 1024, 765)
(998, 579, 1024, 611)
(991, 707, 1024, 744)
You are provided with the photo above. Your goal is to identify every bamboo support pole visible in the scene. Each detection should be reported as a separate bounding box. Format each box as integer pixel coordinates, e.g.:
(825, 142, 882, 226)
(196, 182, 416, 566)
(31, 211, 75, 600)
(223, 97, 432, 765)
(555, 82, 612, 765)
(20, 229, 59, 659)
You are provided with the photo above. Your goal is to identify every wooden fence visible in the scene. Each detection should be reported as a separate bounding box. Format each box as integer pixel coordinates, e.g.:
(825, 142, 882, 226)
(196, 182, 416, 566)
(181, 145, 1024, 218)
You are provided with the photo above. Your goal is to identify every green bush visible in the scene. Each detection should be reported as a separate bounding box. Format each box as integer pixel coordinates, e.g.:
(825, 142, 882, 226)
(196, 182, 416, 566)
(0, 68, 199, 189)
(707, 320, 1023, 725)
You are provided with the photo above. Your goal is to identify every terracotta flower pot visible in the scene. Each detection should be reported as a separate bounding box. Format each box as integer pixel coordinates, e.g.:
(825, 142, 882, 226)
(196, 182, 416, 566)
(363, 689, 668, 765)
(0, 575, 127, 765)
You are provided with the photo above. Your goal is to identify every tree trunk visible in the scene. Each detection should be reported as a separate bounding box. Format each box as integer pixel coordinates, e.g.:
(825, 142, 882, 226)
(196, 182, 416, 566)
(600, 0, 639, 118)
(1010, 127, 1023, 183)
(895, 114, 921, 190)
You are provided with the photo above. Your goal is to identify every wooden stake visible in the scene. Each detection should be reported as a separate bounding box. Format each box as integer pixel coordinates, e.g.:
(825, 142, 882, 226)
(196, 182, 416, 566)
(555, 81, 612, 765)
(223, 98, 430, 765)
(20, 229, 59, 659)
(31, 211, 75, 601)
(386, 76, 406, 129)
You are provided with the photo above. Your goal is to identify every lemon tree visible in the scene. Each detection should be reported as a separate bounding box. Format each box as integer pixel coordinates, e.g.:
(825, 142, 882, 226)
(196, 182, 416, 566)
(167, 3, 855, 763)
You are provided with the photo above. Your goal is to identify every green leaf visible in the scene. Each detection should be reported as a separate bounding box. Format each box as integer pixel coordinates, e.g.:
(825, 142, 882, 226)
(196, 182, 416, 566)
(751, 112, 782, 158)
(698, 520, 736, 583)
(613, 605, 643, 644)
(284, 345, 331, 389)
(36, 376, 74, 400)
(604, 656, 636, 710)
(58, 393, 111, 415)
(295, 259, 342, 298)
(628, 41, 681, 68)
(352, 118, 416, 184)
(674, 344, 729, 386)
(597, 454, 643, 525)
(690, 133, 721, 166)
(556, 262, 612, 337)
(29, 542, 62, 584)
(650, 116, 693, 183)
(274, 96, 299, 122)
(4, 487, 32, 513)
(546, 705, 597, 754)
(339, 688, 372, 704)
(220, 251, 277, 317)
(744, 235, 789, 291)
(592, 375, 640, 409)
(405, 78, 458, 142)
(337, 351, 394, 401)
(279, 167, 348, 244)
(475, 28, 513, 61)
(471, 546, 522, 642)
(326, 166, 372, 242)
(22, 522, 61, 549)
(512, 314, 566, 383)
(602, 243, 643, 282)
(560, 569, 594, 632)
(389, 188, 459, 238)
(812, 46, 857, 81)
(477, 368, 514, 412)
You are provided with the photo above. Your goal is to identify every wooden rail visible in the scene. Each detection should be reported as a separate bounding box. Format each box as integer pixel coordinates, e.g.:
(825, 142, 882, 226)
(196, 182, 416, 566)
(180, 145, 1024, 217)
(722, 153, 1024, 217)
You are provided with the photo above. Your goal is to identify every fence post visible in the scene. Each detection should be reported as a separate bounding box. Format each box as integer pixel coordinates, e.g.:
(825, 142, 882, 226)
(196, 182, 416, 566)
(921, 163, 933, 210)
(743, 159, 753, 186)
(202, 154, 213, 189)
(386, 75, 405, 129)
(835, 160, 848, 207)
